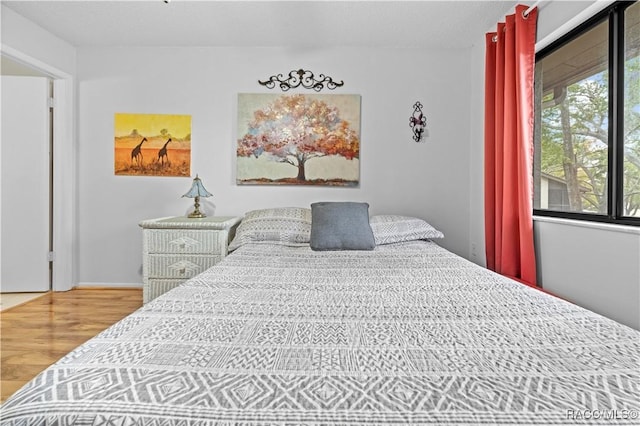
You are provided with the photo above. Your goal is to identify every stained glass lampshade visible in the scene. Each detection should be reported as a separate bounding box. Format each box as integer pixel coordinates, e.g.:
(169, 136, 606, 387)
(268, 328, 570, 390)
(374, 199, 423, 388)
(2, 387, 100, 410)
(182, 174, 212, 218)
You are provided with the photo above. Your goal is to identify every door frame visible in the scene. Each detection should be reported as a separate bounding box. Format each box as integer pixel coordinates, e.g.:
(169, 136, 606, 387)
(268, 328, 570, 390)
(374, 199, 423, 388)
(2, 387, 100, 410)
(1, 45, 75, 292)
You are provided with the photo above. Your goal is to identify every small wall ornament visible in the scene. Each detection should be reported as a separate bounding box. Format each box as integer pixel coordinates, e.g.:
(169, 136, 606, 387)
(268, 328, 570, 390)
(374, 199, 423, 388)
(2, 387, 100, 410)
(409, 101, 427, 142)
(258, 69, 344, 92)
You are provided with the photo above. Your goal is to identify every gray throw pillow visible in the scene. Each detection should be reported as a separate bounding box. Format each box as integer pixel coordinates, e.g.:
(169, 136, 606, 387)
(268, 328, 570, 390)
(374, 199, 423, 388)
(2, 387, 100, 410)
(310, 202, 375, 251)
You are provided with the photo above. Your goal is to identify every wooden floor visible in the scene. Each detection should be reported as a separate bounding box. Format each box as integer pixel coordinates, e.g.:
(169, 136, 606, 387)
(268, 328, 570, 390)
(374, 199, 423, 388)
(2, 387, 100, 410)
(0, 288, 142, 402)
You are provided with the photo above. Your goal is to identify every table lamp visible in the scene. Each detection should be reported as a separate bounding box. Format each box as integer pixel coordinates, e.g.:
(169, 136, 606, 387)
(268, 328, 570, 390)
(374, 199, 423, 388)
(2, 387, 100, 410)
(182, 174, 212, 218)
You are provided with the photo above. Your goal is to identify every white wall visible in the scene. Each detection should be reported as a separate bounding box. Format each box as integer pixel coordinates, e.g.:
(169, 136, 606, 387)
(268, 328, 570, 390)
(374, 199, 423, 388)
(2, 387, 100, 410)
(468, 0, 640, 330)
(468, 36, 486, 267)
(76, 46, 472, 286)
(534, 219, 640, 329)
(0, 5, 76, 76)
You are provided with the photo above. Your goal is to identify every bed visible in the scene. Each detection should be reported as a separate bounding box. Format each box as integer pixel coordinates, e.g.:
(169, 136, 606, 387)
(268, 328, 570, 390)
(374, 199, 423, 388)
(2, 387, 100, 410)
(1, 206, 639, 425)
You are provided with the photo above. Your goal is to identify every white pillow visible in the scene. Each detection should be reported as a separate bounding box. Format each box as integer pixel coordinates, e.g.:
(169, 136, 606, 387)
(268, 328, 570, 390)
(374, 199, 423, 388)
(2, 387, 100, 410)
(228, 207, 311, 251)
(369, 215, 444, 245)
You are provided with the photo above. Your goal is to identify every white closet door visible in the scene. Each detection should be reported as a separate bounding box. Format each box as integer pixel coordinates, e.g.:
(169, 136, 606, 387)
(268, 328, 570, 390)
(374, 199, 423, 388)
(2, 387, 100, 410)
(1, 76, 51, 293)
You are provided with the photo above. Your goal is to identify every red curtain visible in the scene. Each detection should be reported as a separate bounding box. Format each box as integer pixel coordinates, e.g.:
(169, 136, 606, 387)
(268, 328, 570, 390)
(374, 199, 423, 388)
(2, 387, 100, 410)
(484, 4, 537, 286)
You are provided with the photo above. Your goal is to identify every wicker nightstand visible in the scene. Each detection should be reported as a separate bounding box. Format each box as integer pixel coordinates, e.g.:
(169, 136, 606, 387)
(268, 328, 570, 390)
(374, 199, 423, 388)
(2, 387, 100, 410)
(138, 216, 241, 303)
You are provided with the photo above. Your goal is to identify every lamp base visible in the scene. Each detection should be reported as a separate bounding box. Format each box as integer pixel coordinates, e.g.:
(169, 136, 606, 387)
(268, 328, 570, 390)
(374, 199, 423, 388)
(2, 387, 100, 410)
(187, 196, 206, 218)
(188, 210, 207, 218)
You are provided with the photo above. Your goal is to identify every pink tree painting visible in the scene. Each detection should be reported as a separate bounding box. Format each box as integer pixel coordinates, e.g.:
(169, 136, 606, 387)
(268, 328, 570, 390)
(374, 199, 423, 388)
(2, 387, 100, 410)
(236, 94, 361, 186)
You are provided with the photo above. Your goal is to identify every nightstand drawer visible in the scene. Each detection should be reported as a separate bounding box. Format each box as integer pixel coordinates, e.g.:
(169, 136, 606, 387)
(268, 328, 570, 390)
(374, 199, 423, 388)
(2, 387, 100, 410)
(146, 254, 222, 279)
(145, 229, 224, 254)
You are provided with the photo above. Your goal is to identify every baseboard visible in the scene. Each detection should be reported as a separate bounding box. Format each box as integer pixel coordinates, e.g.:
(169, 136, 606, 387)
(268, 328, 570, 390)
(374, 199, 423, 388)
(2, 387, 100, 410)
(74, 282, 143, 290)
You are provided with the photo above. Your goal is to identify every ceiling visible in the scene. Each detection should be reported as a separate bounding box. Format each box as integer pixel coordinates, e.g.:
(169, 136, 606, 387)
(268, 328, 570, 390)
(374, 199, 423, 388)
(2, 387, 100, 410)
(2, 0, 517, 49)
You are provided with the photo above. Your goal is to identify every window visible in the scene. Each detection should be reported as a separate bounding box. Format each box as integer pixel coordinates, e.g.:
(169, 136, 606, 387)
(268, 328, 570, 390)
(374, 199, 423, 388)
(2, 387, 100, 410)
(534, 1, 640, 225)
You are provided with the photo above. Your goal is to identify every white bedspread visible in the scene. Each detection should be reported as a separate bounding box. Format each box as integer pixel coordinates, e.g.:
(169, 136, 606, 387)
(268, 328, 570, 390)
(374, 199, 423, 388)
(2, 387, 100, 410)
(2, 241, 639, 424)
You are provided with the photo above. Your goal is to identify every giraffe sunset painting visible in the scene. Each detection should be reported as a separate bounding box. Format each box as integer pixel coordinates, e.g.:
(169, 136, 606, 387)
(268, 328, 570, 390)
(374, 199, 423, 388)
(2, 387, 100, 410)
(114, 113, 191, 177)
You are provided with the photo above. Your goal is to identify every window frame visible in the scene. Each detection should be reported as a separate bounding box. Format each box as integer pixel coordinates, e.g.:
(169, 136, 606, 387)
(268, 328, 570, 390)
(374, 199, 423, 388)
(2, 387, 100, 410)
(533, 0, 640, 227)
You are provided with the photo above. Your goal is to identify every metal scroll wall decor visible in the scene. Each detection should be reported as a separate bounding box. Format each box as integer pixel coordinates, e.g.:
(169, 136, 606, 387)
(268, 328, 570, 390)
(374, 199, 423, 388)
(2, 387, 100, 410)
(409, 101, 427, 142)
(258, 69, 344, 92)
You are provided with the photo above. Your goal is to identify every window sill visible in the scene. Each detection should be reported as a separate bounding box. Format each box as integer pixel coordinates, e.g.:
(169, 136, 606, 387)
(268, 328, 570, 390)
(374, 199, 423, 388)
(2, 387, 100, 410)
(533, 215, 640, 236)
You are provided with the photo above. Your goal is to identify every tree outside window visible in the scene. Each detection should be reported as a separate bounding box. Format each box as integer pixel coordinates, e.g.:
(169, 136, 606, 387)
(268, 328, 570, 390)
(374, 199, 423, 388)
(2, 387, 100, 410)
(534, 1, 640, 222)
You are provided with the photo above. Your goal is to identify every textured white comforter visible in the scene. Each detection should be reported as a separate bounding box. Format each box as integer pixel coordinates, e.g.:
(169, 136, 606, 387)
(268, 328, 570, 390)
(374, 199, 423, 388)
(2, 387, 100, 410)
(2, 241, 639, 424)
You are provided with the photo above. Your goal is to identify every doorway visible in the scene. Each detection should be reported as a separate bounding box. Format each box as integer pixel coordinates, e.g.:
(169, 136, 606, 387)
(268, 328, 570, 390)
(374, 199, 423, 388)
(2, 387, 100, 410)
(0, 52, 74, 294)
